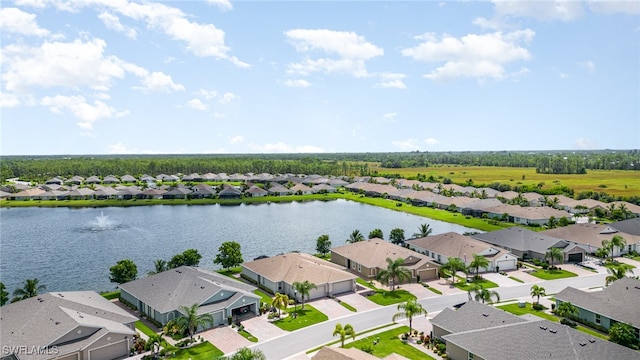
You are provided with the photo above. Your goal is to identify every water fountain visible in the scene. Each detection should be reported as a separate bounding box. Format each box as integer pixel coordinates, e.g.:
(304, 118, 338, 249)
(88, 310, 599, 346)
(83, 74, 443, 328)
(92, 211, 114, 231)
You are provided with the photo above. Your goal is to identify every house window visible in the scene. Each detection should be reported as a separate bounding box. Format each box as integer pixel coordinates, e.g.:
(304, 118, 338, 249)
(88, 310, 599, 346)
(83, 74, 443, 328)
(595, 314, 601, 325)
(357, 263, 362, 272)
(468, 353, 474, 360)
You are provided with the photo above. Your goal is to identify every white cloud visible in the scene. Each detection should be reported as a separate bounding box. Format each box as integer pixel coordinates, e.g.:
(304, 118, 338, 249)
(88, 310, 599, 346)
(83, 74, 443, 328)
(425, 138, 439, 146)
(229, 135, 244, 144)
(195, 89, 218, 99)
(0, 93, 21, 108)
(574, 138, 598, 149)
(98, 11, 137, 39)
(249, 142, 324, 153)
(382, 112, 397, 123)
(187, 99, 207, 111)
(135, 71, 185, 93)
(0, 7, 51, 37)
(578, 60, 596, 72)
(391, 139, 420, 151)
(283, 79, 311, 88)
(402, 30, 534, 81)
(219, 92, 238, 104)
(205, 0, 233, 11)
(588, 0, 640, 15)
(375, 73, 407, 89)
(285, 29, 383, 78)
(492, 0, 585, 21)
(40, 95, 128, 129)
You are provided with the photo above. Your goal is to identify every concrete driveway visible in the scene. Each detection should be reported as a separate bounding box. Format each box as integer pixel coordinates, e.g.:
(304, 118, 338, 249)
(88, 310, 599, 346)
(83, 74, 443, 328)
(396, 283, 439, 299)
(199, 326, 251, 355)
(240, 315, 288, 343)
(308, 298, 353, 319)
(335, 292, 381, 312)
(422, 279, 465, 296)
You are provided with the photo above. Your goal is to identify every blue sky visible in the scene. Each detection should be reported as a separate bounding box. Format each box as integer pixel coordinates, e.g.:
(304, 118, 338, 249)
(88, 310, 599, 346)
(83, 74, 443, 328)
(1, 0, 639, 155)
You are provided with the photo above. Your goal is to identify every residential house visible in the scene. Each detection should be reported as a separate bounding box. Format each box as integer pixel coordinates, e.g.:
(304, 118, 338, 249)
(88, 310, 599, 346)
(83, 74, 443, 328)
(267, 183, 292, 196)
(472, 227, 586, 262)
(330, 239, 440, 282)
(245, 185, 268, 197)
(182, 173, 203, 182)
(68, 188, 95, 200)
(120, 174, 137, 183)
(37, 190, 69, 201)
(11, 188, 45, 200)
(289, 183, 313, 195)
(85, 176, 101, 184)
(0, 291, 137, 360)
(141, 188, 166, 199)
(119, 266, 261, 328)
(190, 184, 216, 199)
(311, 184, 337, 193)
(406, 232, 518, 271)
(542, 219, 640, 255)
(218, 184, 242, 199)
(94, 187, 121, 200)
(102, 175, 121, 184)
(555, 277, 640, 340)
(162, 187, 192, 199)
(45, 177, 63, 185)
(610, 201, 640, 217)
(64, 175, 84, 185)
(482, 204, 572, 226)
(312, 347, 409, 360)
(241, 253, 356, 300)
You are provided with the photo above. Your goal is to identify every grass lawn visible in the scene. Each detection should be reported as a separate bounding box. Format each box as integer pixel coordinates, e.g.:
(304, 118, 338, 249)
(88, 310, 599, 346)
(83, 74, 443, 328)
(254, 289, 273, 305)
(100, 290, 120, 300)
(273, 305, 328, 331)
(339, 301, 357, 312)
(604, 261, 635, 269)
(575, 325, 609, 340)
(135, 321, 157, 337)
(508, 276, 524, 283)
(424, 286, 442, 295)
(238, 329, 258, 342)
(217, 266, 242, 278)
(345, 326, 435, 360)
(454, 278, 499, 292)
(497, 302, 561, 322)
(530, 269, 578, 280)
(356, 278, 378, 290)
(366, 289, 417, 306)
(171, 342, 224, 360)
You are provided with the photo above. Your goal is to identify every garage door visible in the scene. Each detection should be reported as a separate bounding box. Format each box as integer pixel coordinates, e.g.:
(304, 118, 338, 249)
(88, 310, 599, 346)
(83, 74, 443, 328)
(308, 284, 326, 300)
(418, 268, 437, 281)
(331, 280, 353, 295)
(568, 253, 583, 263)
(88, 340, 128, 360)
(497, 259, 516, 271)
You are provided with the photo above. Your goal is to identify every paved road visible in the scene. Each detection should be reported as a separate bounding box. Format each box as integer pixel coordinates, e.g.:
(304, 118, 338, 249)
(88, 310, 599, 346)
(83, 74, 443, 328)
(252, 272, 608, 359)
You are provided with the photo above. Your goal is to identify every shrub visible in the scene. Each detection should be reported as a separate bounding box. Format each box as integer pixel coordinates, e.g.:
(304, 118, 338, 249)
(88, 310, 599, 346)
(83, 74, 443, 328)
(532, 303, 546, 311)
(560, 318, 577, 327)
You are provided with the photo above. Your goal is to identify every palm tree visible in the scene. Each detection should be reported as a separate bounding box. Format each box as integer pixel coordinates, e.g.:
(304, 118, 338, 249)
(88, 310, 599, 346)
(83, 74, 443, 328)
(12, 278, 46, 301)
(175, 303, 214, 341)
(271, 293, 289, 317)
(228, 347, 267, 360)
(605, 263, 634, 286)
(376, 257, 411, 290)
(601, 239, 613, 261)
(469, 254, 489, 280)
(147, 259, 168, 275)
(610, 235, 627, 260)
(346, 229, 365, 243)
(472, 285, 500, 304)
(530, 285, 546, 305)
(292, 280, 317, 310)
(412, 223, 433, 238)
(556, 301, 578, 320)
(545, 216, 557, 229)
(333, 323, 356, 347)
(443, 257, 466, 285)
(392, 300, 428, 335)
(544, 247, 563, 268)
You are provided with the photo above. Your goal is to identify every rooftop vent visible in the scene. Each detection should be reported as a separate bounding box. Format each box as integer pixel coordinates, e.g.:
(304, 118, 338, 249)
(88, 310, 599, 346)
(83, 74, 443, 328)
(589, 339, 596, 343)
(579, 342, 586, 346)
(540, 326, 548, 330)
(549, 329, 557, 334)
(55, 321, 60, 325)
(482, 313, 489, 317)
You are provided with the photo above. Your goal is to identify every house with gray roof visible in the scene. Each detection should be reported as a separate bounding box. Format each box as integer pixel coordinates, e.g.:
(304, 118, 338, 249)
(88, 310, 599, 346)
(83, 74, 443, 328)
(555, 277, 640, 340)
(311, 184, 337, 193)
(162, 187, 192, 199)
(120, 174, 137, 183)
(102, 175, 121, 184)
(85, 176, 102, 184)
(241, 253, 356, 301)
(472, 227, 587, 262)
(45, 177, 63, 185)
(0, 291, 137, 360)
(219, 184, 242, 199)
(611, 217, 640, 237)
(407, 232, 518, 272)
(64, 175, 84, 185)
(542, 220, 640, 256)
(189, 184, 216, 199)
(119, 266, 260, 329)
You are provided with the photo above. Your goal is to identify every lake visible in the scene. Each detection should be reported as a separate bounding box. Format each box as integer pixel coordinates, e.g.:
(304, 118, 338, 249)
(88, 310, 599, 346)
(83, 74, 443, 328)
(0, 199, 479, 293)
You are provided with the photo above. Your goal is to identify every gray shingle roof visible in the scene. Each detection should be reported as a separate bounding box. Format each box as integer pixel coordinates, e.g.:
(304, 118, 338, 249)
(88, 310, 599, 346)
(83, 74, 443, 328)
(472, 227, 567, 254)
(611, 218, 640, 236)
(431, 300, 527, 335)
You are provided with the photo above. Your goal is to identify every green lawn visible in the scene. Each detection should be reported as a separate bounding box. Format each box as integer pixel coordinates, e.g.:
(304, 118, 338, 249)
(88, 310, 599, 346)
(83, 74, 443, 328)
(497, 302, 560, 322)
(273, 305, 328, 331)
(238, 329, 258, 342)
(424, 286, 442, 295)
(508, 276, 524, 283)
(345, 326, 435, 360)
(170, 342, 224, 360)
(217, 266, 242, 278)
(454, 278, 499, 292)
(530, 269, 578, 280)
(254, 289, 273, 305)
(356, 278, 378, 290)
(100, 290, 120, 300)
(135, 321, 157, 337)
(339, 301, 357, 312)
(366, 289, 416, 306)
(575, 325, 608, 340)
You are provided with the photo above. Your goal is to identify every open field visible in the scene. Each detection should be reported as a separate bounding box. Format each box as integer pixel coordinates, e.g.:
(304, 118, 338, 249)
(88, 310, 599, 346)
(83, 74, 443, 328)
(370, 165, 640, 198)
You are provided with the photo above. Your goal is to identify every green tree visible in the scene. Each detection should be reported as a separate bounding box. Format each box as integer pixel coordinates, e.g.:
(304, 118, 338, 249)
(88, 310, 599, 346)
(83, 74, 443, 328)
(109, 259, 138, 284)
(148, 259, 168, 275)
(389, 228, 406, 245)
(556, 301, 578, 320)
(12, 278, 46, 302)
(392, 299, 428, 335)
(609, 235, 627, 260)
(333, 323, 356, 347)
(315, 235, 331, 256)
(469, 253, 489, 279)
(443, 257, 466, 285)
(609, 322, 638, 349)
(346, 230, 365, 243)
(228, 347, 267, 360)
(168, 249, 203, 268)
(271, 293, 289, 317)
(472, 285, 500, 304)
(605, 263, 634, 286)
(412, 223, 433, 238)
(530, 285, 546, 305)
(376, 257, 411, 290)
(175, 303, 214, 341)
(544, 247, 563, 268)
(545, 216, 558, 229)
(214, 241, 244, 270)
(292, 280, 317, 310)
(368, 228, 384, 239)
(0, 282, 9, 306)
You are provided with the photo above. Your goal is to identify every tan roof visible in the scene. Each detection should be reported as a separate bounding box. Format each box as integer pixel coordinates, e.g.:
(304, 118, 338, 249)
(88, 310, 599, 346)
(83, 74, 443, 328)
(542, 223, 640, 248)
(485, 204, 571, 220)
(331, 239, 438, 270)
(242, 253, 356, 285)
(407, 232, 501, 259)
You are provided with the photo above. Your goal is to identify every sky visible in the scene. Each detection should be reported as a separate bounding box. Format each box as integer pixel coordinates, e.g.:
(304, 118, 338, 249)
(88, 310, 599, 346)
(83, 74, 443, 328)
(1, 0, 639, 155)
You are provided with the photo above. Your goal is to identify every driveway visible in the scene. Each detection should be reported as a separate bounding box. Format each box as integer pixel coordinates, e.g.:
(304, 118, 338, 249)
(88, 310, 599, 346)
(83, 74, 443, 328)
(199, 326, 251, 355)
(396, 283, 439, 299)
(422, 278, 465, 296)
(308, 298, 353, 319)
(615, 257, 640, 276)
(240, 315, 288, 343)
(335, 292, 381, 312)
